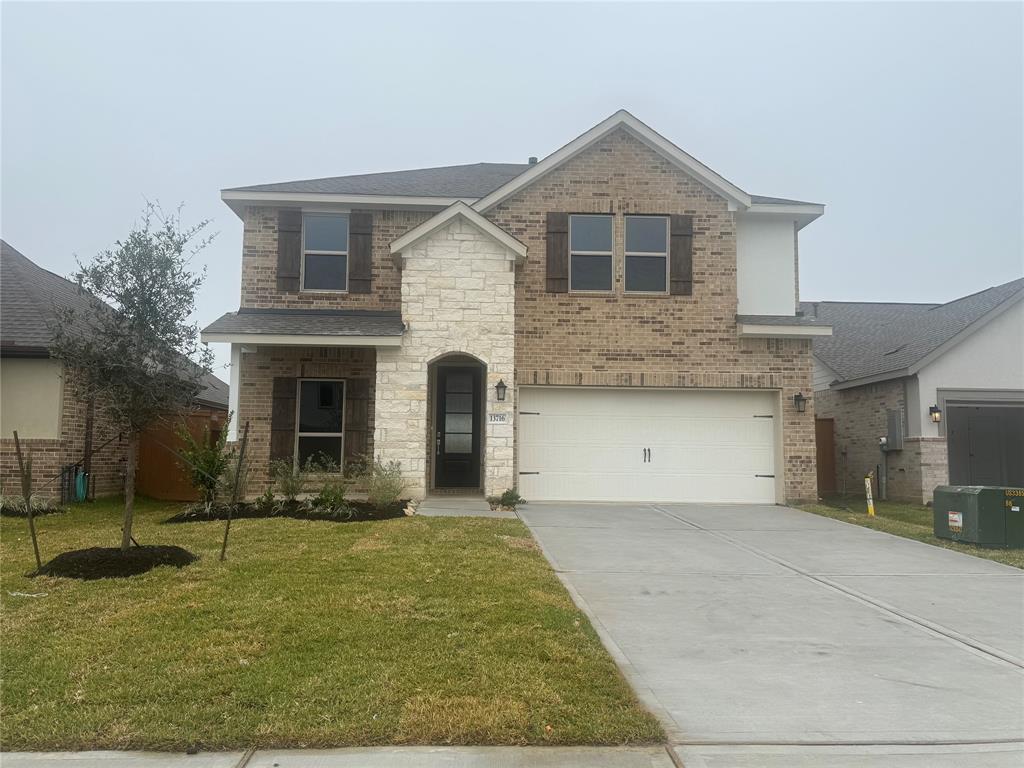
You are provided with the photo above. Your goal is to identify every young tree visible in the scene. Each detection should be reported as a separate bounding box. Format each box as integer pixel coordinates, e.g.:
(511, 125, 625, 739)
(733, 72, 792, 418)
(51, 203, 214, 551)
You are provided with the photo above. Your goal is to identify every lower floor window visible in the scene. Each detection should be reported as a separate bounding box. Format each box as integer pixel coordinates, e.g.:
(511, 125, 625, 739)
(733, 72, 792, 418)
(296, 379, 345, 469)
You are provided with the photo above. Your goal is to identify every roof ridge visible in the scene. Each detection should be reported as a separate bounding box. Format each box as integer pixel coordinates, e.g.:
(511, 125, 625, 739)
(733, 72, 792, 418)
(928, 276, 1024, 311)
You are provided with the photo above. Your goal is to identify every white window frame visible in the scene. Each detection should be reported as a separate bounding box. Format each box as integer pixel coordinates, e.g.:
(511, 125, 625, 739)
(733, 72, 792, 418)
(301, 212, 349, 293)
(294, 378, 346, 472)
(568, 214, 614, 294)
(624, 215, 670, 295)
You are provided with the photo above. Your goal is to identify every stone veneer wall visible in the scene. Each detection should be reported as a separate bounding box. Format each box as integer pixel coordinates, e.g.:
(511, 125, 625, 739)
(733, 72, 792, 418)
(486, 129, 817, 502)
(0, 365, 126, 501)
(374, 216, 516, 499)
(236, 346, 376, 496)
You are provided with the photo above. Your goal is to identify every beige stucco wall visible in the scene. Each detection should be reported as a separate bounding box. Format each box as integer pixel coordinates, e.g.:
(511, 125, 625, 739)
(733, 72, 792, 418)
(373, 215, 517, 500)
(0, 357, 63, 439)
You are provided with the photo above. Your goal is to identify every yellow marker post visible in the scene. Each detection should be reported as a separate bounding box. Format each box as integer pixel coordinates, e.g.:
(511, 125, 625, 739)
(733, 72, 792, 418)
(864, 473, 875, 517)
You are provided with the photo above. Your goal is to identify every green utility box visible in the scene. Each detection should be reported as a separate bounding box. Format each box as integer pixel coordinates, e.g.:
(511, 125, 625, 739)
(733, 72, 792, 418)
(933, 486, 1024, 548)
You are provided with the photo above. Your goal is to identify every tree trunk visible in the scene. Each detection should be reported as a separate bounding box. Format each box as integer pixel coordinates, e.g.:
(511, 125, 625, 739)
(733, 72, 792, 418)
(121, 431, 139, 551)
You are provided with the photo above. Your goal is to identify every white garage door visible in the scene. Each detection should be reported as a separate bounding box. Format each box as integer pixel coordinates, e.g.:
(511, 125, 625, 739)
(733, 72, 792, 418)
(518, 387, 779, 503)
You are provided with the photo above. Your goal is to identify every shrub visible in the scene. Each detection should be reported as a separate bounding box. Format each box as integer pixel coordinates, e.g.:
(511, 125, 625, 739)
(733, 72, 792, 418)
(270, 459, 304, 503)
(176, 421, 233, 505)
(363, 457, 408, 509)
(487, 488, 525, 510)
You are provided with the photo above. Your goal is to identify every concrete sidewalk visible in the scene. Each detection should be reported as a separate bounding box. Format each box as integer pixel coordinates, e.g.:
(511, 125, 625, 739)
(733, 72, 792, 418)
(1, 746, 675, 767)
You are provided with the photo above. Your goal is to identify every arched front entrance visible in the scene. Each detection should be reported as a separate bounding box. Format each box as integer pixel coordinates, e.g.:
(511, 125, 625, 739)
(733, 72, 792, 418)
(427, 353, 487, 491)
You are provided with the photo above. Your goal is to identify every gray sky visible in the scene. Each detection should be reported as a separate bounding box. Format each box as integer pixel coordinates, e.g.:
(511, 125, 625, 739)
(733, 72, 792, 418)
(3, 1, 1022, 378)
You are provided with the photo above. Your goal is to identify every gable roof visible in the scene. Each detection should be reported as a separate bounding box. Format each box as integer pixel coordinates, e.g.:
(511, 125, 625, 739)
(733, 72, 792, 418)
(389, 201, 527, 263)
(802, 277, 1024, 388)
(1, 240, 229, 409)
(221, 111, 823, 225)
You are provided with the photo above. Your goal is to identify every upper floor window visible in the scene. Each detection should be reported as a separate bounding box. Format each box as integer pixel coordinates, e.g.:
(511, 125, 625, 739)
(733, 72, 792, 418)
(625, 215, 669, 293)
(302, 213, 348, 291)
(569, 214, 613, 292)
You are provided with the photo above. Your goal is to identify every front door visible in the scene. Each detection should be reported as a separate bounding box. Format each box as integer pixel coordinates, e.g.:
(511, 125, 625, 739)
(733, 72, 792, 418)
(435, 366, 482, 488)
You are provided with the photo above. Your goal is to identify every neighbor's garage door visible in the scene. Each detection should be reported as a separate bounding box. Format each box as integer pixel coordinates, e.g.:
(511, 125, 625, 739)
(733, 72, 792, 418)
(517, 387, 779, 503)
(947, 404, 1024, 487)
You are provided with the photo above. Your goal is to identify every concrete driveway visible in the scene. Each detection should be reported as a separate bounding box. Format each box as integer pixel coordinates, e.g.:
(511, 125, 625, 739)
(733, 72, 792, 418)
(519, 503, 1024, 767)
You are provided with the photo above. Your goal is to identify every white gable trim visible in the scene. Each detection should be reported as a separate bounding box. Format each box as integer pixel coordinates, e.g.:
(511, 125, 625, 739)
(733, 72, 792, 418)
(473, 110, 752, 213)
(389, 201, 528, 264)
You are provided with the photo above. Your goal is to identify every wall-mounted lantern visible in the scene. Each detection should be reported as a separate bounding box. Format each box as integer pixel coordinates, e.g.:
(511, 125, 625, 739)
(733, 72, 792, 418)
(929, 405, 942, 424)
(793, 392, 807, 413)
(495, 379, 507, 402)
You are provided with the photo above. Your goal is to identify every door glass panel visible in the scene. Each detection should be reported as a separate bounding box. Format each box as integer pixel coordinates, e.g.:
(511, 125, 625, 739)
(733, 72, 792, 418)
(445, 393, 472, 413)
(446, 372, 472, 393)
(445, 433, 472, 454)
(445, 413, 472, 433)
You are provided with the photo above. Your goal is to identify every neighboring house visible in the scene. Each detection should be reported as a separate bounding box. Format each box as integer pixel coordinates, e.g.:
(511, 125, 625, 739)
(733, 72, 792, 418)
(0, 241, 229, 501)
(807, 278, 1024, 503)
(202, 110, 832, 504)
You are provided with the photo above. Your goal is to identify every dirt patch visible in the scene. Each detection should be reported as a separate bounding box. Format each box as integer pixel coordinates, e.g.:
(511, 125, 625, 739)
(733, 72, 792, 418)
(35, 545, 198, 580)
(163, 500, 408, 525)
(498, 534, 539, 552)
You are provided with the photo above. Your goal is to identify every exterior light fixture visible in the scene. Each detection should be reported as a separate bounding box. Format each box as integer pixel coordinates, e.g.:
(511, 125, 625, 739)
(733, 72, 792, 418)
(929, 405, 942, 424)
(793, 392, 807, 413)
(495, 379, 507, 402)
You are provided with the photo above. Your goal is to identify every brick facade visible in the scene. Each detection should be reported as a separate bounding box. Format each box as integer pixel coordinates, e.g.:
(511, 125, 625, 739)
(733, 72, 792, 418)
(0, 364, 126, 502)
(235, 345, 376, 496)
(814, 378, 947, 503)
(232, 127, 818, 502)
(240, 207, 431, 311)
(489, 129, 816, 502)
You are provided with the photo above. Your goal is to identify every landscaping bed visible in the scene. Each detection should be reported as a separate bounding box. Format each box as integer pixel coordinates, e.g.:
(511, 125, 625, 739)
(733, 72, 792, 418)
(801, 497, 1024, 569)
(1, 496, 663, 750)
(35, 545, 197, 580)
(164, 499, 408, 525)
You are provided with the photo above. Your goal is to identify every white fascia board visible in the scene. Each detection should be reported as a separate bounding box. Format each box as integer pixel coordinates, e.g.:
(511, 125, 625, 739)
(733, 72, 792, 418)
(201, 332, 402, 347)
(473, 109, 752, 213)
(220, 190, 473, 219)
(737, 323, 833, 339)
(831, 368, 909, 391)
(389, 201, 528, 264)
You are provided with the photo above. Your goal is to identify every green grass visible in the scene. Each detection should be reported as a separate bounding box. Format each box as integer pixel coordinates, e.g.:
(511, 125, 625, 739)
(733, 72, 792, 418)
(1, 497, 662, 751)
(800, 497, 1024, 569)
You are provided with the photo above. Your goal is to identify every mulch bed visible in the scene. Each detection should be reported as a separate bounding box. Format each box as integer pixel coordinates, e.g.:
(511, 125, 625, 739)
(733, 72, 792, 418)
(35, 545, 198, 580)
(163, 499, 408, 525)
(1, 504, 65, 519)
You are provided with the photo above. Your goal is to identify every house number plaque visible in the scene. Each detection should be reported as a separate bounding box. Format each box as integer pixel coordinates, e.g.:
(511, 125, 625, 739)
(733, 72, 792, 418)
(488, 413, 508, 425)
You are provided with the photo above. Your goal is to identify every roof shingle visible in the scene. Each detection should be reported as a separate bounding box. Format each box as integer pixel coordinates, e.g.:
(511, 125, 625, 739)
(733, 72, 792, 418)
(802, 277, 1024, 384)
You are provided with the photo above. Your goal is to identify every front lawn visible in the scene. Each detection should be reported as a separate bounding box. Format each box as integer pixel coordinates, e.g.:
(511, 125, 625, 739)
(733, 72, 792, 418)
(1, 498, 662, 751)
(801, 498, 1024, 569)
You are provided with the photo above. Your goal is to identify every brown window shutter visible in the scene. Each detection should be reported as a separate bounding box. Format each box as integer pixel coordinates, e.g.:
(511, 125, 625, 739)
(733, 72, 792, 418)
(546, 212, 569, 293)
(348, 212, 373, 294)
(669, 214, 694, 296)
(269, 376, 297, 462)
(343, 378, 370, 468)
(277, 210, 302, 292)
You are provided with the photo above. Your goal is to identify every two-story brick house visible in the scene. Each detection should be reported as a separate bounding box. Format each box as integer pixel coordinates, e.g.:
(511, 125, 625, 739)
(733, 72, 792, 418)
(203, 111, 832, 503)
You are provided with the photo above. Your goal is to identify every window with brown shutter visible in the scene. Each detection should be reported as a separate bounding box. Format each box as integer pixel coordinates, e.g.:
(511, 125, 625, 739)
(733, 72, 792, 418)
(669, 214, 694, 296)
(277, 210, 302, 292)
(348, 212, 373, 294)
(545, 212, 569, 293)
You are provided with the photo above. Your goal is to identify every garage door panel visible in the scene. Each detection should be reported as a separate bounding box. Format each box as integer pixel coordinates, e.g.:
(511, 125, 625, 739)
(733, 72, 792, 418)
(518, 387, 778, 503)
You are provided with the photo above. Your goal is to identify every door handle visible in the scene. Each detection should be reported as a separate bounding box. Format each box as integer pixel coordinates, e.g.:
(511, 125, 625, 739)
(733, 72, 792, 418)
(436, 432, 441, 456)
